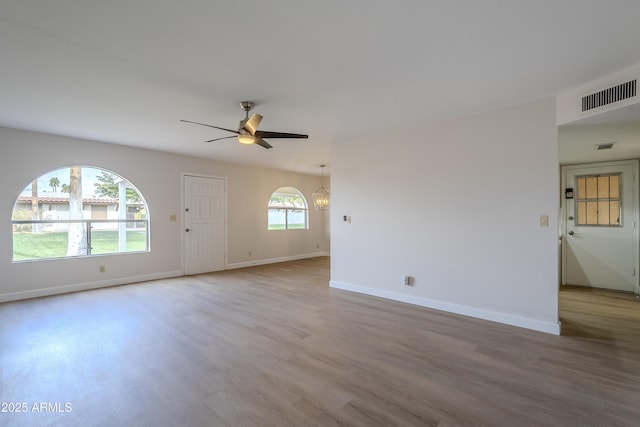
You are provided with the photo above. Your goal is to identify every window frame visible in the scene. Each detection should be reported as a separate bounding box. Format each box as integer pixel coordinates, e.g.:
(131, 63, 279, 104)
(267, 187, 309, 231)
(574, 173, 622, 227)
(11, 166, 150, 262)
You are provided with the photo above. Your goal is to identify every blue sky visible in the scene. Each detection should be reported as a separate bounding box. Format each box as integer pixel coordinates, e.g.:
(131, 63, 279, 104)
(21, 167, 121, 197)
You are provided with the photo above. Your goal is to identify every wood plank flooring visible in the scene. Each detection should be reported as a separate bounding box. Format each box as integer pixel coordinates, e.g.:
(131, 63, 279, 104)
(1, 257, 639, 426)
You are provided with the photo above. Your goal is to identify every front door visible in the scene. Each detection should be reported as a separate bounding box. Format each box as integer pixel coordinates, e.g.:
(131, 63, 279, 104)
(562, 160, 639, 293)
(184, 175, 227, 275)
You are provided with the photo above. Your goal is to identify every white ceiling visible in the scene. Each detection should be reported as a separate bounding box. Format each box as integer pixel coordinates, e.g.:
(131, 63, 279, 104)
(559, 104, 640, 165)
(2, 1, 640, 175)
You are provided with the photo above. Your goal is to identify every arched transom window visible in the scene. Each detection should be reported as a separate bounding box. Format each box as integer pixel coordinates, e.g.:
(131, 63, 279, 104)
(11, 166, 149, 261)
(267, 187, 308, 230)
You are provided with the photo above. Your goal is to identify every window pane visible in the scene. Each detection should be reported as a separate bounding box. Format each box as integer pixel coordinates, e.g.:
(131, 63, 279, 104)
(586, 201, 598, 224)
(585, 177, 598, 199)
(577, 178, 586, 200)
(597, 201, 609, 224)
(12, 223, 82, 261)
(268, 209, 286, 230)
(287, 209, 306, 229)
(610, 175, 620, 198)
(268, 187, 305, 208)
(575, 173, 622, 226)
(610, 201, 620, 225)
(577, 202, 587, 225)
(597, 176, 609, 198)
(91, 223, 149, 255)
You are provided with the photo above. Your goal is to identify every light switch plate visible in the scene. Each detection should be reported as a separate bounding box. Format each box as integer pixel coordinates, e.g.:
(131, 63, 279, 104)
(539, 215, 549, 227)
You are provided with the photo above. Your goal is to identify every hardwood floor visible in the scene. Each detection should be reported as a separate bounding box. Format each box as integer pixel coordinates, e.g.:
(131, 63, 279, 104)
(2, 257, 639, 426)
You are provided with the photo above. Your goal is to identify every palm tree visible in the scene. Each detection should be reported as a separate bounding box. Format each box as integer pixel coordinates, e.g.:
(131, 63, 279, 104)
(31, 179, 40, 233)
(66, 167, 87, 256)
(49, 177, 60, 192)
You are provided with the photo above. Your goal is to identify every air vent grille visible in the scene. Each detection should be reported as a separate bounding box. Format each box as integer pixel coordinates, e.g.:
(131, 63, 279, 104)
(582, 80, 636, 112)
(595, 143, 615, 151)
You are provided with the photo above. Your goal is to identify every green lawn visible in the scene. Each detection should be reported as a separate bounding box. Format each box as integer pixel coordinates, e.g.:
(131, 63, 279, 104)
(267, 223, 306, 230)
(13, 230, 148, 261)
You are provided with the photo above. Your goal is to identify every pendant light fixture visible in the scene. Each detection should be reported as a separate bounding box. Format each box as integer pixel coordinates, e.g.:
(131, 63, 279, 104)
(313, 165, 330, 211)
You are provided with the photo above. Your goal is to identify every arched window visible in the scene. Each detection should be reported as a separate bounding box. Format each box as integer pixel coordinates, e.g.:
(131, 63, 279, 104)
(268, 187, 308, 230)
(11, 166, 149, 261)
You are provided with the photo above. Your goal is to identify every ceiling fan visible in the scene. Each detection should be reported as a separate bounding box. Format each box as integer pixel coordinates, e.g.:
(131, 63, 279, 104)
(181, 101, 309, 149)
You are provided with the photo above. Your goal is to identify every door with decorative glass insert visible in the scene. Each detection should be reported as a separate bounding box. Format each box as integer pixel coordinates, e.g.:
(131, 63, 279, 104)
(562, 160, 639, 293)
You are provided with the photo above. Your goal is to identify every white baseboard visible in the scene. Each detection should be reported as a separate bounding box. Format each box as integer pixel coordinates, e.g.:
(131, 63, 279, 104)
(330, 280, 561, 335)
(227, 252, 329, 270)
(0, 253, 331, 303)
(0, 270, 183, 303)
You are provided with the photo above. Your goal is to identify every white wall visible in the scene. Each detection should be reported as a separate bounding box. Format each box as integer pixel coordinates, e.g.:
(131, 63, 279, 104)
(330, 98, 560, 334)
(0, 126, 329, 301)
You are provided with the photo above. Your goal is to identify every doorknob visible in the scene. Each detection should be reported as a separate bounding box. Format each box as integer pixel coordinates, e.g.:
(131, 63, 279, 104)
(568, 231, 575, 235)
(185, 228, 190, 232)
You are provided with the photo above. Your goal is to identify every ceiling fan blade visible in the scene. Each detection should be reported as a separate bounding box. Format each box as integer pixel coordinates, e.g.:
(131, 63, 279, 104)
(206, 135, 237, 143)
(254, 130, 309, 139)
(243, 113, 263, 135)
(255, 137, 273, 149)
(181, 119, 239, 135)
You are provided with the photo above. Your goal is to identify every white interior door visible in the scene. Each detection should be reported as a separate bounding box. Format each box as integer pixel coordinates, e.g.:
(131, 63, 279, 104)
(562, 161, 639, 293)
(184, 175, 226, 275)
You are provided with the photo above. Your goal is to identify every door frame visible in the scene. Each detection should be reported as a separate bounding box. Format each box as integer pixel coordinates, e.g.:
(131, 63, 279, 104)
(560, 160, 640, 294)
(181, 173, 228, 274)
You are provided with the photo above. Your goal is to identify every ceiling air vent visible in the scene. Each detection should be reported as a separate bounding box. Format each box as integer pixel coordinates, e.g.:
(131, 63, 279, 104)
(582, 79, 636, 112)
(595, 142, 615, 151)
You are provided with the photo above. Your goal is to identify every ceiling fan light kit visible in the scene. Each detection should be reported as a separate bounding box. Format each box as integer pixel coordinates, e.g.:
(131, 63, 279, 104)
(237, 134, 255, 145)
(181, 101, 309, 149)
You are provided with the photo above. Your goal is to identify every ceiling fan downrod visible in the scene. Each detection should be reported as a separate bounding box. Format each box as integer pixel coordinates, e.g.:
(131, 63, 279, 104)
(240, 101, 255, 118)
